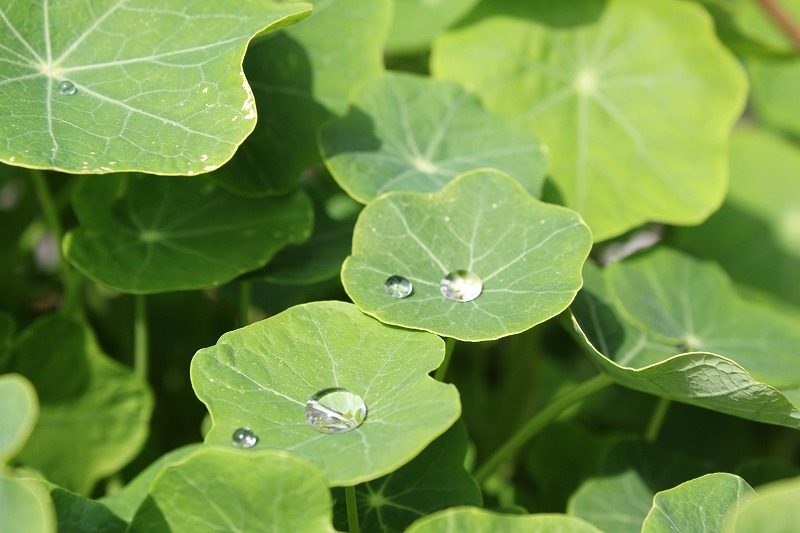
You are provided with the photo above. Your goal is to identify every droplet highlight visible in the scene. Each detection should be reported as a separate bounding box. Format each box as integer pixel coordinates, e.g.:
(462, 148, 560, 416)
(384, 275, 412, 298)
(305, 388, 367, 434)
(440, 270, 482, 302)
(231, 427, 258, 448)
(57, 80, 77, 95)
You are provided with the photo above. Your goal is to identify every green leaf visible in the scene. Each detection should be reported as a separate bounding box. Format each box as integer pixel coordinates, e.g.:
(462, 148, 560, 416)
(212, 0, 390, 195)
(49, 487, 126, 533)
(642, 473, 755, 533)
(341, 169, 592, 341)
(332, 421, 481, 533)
(319, 72, 547, 203)
(749, 57, 800, 138)
(0, 1, 311, 174)
(386, 0, 480, 54)
(670, 127, 800, 311)
(406, 507, 603, 532)
(0, 470, 56, 533)
(431, 0, 746, 240)
(62, 174, 312, 293)
(728, 0, 800, 53)
(0, 373, 38, 464)
(5, 316, 153, 494)
(191, 301, 460, 486)
(724, 475, 800, 533)
(128, 447, 336, 533)
(569, 249, 800, 428)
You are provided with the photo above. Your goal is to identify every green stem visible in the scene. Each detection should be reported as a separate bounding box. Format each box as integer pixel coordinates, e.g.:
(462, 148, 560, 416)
(345, 485, 360, 533)
(474, 373, 614, 485)
(238, 280, 251, 327)
(133, 294, 148, 380)
(433, 337, 456, 381)
(645, 397, 671, 443)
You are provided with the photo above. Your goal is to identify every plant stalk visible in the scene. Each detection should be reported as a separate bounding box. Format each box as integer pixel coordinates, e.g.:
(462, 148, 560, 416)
(239, 280, 251, 327)
(433, 337, 456, 381)
(345, 485, 360, 533)
(757, 0, 800, 50)
(133, 294, 149, 380)
(474, 373, 614, 484)
(645, 397, 671, 443)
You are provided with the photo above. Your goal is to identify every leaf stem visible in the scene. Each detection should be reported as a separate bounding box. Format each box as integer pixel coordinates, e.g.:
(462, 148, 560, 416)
(345, 485, 360, 533)
(644, 397, 671, 443)
(238, 280, 251, 327)
(434, 337, 456, 381)
(757, 0, 800, 50)
(474, 372, 614, 485)
(133, 294, 148, 380)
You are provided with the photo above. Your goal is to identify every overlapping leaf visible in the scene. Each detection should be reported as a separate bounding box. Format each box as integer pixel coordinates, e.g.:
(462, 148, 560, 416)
(0, 373, 37, 464)
(747, 58, 800, 138)
(386, 0, 480, 54)
(342, 169, 592, 341)
(728, 0, 800, 52)
(406, 508, 603, 532)
(431, 0, 746, 240)
(319, 72, 547, 203)
(0, 0, 311, 174)
(0, 470, 56, 533)
(63, 174, 312, 293)
(191, 301, 460, 486)
(723, 475, 800, 532)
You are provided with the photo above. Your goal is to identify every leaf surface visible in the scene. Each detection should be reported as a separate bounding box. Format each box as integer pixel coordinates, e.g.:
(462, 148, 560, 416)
(723, 475, 800, 533)
(191, 301, 460, 486)
(342, 169, 592, 341)
(386, 0, 480, 54)
(0, 470, 56, 533)
(406, 507, 603, 532)
(0, 0, 311, 174)
(0, 373, 37, 464)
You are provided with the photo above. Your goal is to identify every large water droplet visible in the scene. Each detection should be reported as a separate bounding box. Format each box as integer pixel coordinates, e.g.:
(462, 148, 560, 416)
(231, 427, 258, 448)
(57, 81, 77, 95)
(440, 270, 482, 302)
(384, 275, 412, 298)
(305, 388, 367, 434)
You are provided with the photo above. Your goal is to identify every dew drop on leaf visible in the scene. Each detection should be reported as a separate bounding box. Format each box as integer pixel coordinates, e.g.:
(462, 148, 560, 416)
(231, 426, 258, 448)
(676, 343, 689, 352)
(440, 270, 482, 302)
(305, 388, 367, 434)
(57, 80, 77, 95)
(384, 275, 413, 298)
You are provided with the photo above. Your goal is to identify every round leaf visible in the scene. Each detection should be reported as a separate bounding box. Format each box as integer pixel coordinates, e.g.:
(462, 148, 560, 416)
(190, 301, 460, 486)
(406, 508, 603, 533)
(319, 72, 547, 203)
(724, 475, 800, 533)
(386, 0, 480, 54)
(63, 174, 312, 293)
(0, 373, 38, 464)
(341, 169, 592, 341)
(128, 447, 336, 533)
(0, 1, 311, 174)
(431, 0, 747, 240)
(0, 470, 56, 533)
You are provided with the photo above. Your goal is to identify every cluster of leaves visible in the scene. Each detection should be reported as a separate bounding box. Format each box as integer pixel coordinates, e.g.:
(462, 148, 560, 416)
(2, 0, 800, 531)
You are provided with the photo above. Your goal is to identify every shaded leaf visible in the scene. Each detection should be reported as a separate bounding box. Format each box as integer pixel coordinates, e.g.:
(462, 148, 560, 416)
(191, 301, 460, 486)
(50, 487, 126, 533)
(432, 0, 746, 240)
(0, 470, 56, 533)
(128, 447, 336, 533)
(319, 72, 547, 203)
(0, 373, 38, 464)
(0, 1, 311, 174)
(406, 507, 603, 532)
(342, 169, 592, 341)
(386, 0, 480, 54)
(63, 174, 312, 293)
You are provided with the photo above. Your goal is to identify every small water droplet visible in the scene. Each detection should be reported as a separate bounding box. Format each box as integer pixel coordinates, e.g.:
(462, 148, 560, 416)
(57, 80, 76, 95)
(676, 343, 689, 352)
(440, 270, 482, 302)
(384, 275, 412, 298)
(231, 427, 258, 448)
(305, 388, 367, 434)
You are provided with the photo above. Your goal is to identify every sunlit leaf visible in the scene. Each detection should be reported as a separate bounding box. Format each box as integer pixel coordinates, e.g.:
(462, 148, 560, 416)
(0, 470, 56, 533)
(728, 0, 800, 52)
(0, 373, 37, 464)
(406, 507, 603, 532)
(723, 475, 800, 533)
(386, 0, 480, 54)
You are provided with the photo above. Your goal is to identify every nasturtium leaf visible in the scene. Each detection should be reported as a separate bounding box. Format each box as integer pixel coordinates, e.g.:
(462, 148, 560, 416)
(723, 475, 800, 533)
(386, 0, 480, 54)
(341, 169, 592, 341)
(406, 507, 603, 533)
(332, 421, 481, 533)
(570, 249, 800, 428)
(642, 473, 755, 533)
(212, 0, 390, 195)
(0, 1, 311, 175)
(128, 447, 336, 533)
(319, 72, 547, 203)
(191, 301, 460, 486)
(5, 316, 153, 494)
(62, 174, 312, 293)
(0, 470, 56, 533)
(728, 0, 800, 53)
(431, 0, 747, 241)
(49, 487, 126, 533)
(670, 127, 800, 311)
(748, 58, 800, 138)
(0, 373, 38, 464)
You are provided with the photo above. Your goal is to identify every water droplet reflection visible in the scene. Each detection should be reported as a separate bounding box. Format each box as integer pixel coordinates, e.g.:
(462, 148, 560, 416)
(231, 427, 258, 448)
(57, 81, 77, 95)
(305, 388, 367, 434)
(384, 275, 412, 298)
(440, 270, 482, 302)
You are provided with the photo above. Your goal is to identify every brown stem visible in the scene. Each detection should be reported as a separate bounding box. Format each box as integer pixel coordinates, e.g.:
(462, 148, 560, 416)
(758, 0, 800, 51)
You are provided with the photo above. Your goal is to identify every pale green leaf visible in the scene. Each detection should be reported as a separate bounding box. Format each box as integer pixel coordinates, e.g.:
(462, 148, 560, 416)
(748, 57, 800, 138)
(341, 169, 592, 341)
(0, 470, 56, 533)
(729, 0, 800, 53)
(431, 0, 746, 240)
(724, 475, 800, 533)
(406, 507, 603, 533)
(128, 447, 336, 533)
(191, 301, 460, 486)
(386, 0, 480, 54)
(0, 0, 311, 174)
(63, 174, 312, 293)
(319, 72, 547, 203)
(0, 373, 38, 464)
